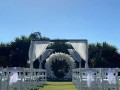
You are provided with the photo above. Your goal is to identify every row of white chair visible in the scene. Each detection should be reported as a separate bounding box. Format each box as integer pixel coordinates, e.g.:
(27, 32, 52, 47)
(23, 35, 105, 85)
(0, 67, 47, 90)
(72, 68, 120, 90)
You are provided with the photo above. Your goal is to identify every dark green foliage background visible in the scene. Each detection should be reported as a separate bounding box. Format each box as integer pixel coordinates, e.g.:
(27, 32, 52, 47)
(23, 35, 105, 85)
(0, 32, 120, 68)
(51, 59, 70, 78)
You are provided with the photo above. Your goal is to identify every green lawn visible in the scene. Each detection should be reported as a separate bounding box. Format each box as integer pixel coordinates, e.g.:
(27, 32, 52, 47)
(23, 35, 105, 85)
(39, 81, 77, 90)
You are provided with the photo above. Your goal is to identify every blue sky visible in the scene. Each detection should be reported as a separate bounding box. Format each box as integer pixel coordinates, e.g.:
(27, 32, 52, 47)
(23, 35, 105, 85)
(0, 0, 120, 51)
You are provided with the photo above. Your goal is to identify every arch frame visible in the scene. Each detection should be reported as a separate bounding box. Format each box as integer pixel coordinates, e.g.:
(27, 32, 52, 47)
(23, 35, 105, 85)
(28, 39, 89, 69)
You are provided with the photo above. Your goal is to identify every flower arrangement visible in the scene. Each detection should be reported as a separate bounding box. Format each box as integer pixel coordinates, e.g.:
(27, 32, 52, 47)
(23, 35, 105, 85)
(45, 52, 75, 79)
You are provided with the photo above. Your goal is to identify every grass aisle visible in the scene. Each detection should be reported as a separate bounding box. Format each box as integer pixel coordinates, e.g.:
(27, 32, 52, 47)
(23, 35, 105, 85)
(39, 81, 77, 90)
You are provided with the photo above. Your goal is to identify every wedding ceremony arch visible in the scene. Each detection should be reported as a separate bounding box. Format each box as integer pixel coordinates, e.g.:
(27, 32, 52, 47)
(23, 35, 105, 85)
(28, 39, 88, 79)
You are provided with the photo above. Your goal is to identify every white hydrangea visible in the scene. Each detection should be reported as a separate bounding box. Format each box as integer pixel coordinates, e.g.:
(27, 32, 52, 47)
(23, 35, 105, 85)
(45, 52, 75, 78)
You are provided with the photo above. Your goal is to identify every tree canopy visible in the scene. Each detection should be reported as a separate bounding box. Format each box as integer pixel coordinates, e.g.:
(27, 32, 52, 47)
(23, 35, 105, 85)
(0, 32, 49, 67)
(0, 32, 120, 68)
(89, 42, 120, 68)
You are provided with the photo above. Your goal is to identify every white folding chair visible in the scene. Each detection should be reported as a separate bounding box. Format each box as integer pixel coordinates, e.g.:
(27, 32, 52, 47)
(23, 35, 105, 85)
(100, 68, 119, 90)
(73, 68, 99, 90)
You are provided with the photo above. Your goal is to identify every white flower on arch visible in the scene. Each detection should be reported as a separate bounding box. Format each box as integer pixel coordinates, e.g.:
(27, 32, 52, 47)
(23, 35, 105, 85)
(45, 52, 75, 78)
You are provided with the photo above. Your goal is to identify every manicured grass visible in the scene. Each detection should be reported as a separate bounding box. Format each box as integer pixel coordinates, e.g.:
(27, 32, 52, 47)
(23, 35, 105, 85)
(39, 81, 76, 90)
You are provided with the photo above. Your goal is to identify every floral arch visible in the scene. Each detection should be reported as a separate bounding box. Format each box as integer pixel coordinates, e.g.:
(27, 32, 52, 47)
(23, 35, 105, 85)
(28, 39, 88, 80)
(45, 52, 75, 79)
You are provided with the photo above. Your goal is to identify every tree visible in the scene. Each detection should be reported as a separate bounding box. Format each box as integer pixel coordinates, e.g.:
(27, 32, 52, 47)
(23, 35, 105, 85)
(0, 31, 50, 67)
(8, 36, 30, 67)
(0, 32, 120, 68)
(29, 32, 42, 40)
(29, 32, 49, 40)
(0, 43, 11, 67)
(89, 42, 120, 68)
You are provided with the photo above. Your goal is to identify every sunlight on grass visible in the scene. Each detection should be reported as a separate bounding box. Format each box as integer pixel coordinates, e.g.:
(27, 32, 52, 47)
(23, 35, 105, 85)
(39, 81, 76, 90)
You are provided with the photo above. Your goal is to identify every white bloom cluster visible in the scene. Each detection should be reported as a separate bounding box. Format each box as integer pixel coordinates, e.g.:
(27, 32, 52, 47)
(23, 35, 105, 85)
(45, 52, 75, 78)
